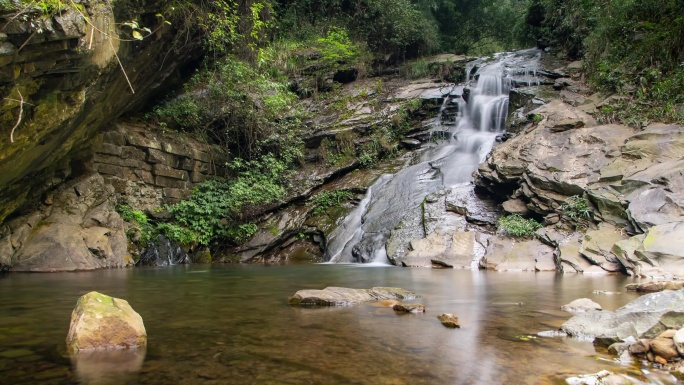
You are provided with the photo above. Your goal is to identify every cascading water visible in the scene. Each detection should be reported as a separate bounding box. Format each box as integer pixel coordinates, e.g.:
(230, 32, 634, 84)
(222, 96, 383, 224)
(325, 49, 542, 264)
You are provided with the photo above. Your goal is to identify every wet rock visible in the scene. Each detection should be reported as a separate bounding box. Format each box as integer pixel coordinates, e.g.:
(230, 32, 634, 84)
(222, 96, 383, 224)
(651, 330, 679, 360)
(138, 235, 190, 267)
(565, 370, 628, 385)
(400, 139, 422, 149)
(445, 185, 501, 225)
(561, 298, 602, 313)
(66, 292, 147, 352)
(392, 304, 426, 313)
(628, 339, 650, 354)
(561, 289, 684, 340)
(288, 287, 418, 306)
(437, 314, 460, 328)
(625, 281, 684, 293)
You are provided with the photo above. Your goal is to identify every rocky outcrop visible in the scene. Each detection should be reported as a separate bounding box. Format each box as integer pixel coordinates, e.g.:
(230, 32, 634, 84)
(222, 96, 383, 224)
(288, 286, 418, 306)
(476, 93, 684, 277)
(1, 174, 129, 271)
(95, 123, 227, 209)
(561, 289, 684, 341)
(66, 291, 146, 351)
(0, 0, 202, 224)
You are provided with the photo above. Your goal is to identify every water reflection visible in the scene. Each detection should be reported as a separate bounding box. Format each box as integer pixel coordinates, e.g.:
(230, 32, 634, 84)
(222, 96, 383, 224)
(71, 347, 146, 385)
(0, 265, 669, 384)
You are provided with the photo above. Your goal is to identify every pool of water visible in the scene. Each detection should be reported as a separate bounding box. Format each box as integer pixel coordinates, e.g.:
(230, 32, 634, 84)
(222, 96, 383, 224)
(0, 265, 666, 384)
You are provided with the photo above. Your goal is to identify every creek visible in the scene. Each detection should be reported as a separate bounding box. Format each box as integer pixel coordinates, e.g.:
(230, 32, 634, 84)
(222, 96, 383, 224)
(0, 264, 667, 385)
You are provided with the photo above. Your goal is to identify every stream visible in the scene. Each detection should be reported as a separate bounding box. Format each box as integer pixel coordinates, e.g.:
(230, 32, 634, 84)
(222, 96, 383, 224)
(0, 265, 670, 385)
(0, 50, 678, 385)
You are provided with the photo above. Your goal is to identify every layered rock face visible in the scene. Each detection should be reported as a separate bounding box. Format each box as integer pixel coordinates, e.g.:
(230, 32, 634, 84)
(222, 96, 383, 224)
(476, 97, 684, 277)
(0, 123, 227, 271)
(0, 0, 201, 224)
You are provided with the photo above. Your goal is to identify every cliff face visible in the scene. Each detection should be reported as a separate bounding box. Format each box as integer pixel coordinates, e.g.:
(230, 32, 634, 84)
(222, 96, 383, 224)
(0, 0, 202, 224)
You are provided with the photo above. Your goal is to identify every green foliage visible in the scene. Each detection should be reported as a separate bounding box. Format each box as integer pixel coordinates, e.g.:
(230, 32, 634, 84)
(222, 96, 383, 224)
(529, 0, 684, 126)
(560, 195, 592, 220)
(310, 190, 353, 215)
(316, 27, 360, 64)
(156, 223, 198, 247)
(152, 56, 303, 159)
(162, 0, 274, 55)
(116, 204, 154, 244)
(166, 156, 287, 246)
(497, 214, 542, 238)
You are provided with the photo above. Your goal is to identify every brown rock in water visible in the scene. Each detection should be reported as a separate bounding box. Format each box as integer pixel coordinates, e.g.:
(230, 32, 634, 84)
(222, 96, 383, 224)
(625, 281, 684, 293)
(655, 355, 669, 365)
(651, 332, 679, 361)
(437, 314, 460, 328)
(393, 304, 426, 313)
(628, 339, 650, 354)
(66, 292, 147, 352)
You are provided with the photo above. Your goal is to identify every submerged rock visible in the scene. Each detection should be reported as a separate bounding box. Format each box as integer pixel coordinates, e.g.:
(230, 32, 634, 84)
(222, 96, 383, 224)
(66, 292, 147, 352)
(393, 304, 426, 313)
(437, 313, 460, 328)
(288, 287, 418, 306)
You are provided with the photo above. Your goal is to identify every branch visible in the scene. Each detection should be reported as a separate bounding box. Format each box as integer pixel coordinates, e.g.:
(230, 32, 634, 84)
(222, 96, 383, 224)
(10, 89, 24, 143)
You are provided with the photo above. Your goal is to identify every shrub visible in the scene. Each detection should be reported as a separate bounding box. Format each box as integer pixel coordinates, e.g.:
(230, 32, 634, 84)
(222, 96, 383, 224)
(560, 195, 592, 220)
(497, 214, 542, 238)
(116, 204, 154, 244)
(310, 190, 354, 216)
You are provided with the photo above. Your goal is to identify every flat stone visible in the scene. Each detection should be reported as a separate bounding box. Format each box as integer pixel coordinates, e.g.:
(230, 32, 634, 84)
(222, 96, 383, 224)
(126, 133, 162, 150)
(152, 164, 187, 180)
(147, 149, 177, 166)
(502, 199, 529, 215)
(96, 143, 122, 157)
(288, 287, 418, 306)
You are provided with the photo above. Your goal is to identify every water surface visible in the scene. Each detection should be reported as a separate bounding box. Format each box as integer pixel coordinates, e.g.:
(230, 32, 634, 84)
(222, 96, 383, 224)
(0, 265, 660, 384)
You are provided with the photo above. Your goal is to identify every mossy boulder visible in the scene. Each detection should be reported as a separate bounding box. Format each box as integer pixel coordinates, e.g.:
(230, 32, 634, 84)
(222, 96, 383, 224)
(66, 292, 146, 352)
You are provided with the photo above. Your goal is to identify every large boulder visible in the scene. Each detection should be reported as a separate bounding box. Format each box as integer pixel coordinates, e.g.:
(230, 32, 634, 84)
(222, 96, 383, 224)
(2, 174, 129, 271)
(479, 237, 556, 271)
(561, 289, 684, 340)
(288, 287, 418, 306)
(66, 291, 147, 352)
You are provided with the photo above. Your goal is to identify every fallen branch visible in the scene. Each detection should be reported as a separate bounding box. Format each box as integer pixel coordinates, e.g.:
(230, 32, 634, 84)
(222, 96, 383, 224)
(10, 88, 24, 143)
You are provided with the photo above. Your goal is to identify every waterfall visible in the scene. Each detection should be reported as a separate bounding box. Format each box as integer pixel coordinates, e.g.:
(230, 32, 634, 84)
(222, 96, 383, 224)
(325, 50, 542, 264)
